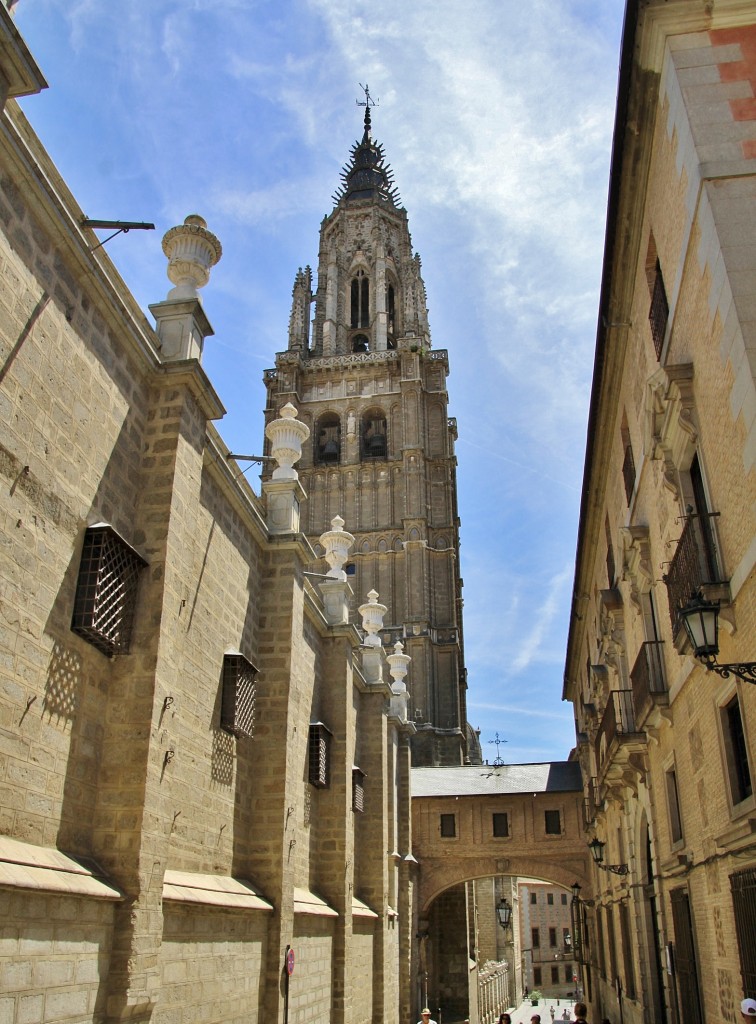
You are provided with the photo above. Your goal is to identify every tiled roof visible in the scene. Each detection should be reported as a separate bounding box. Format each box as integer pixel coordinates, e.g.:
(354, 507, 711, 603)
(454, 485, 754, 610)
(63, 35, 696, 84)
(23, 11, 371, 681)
(411, 761, 582, 798)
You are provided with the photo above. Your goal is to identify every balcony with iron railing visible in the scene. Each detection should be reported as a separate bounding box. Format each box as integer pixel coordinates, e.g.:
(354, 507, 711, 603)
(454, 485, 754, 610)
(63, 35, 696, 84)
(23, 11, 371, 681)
(630, 640, 668, 729)
(594, 690, 645, 783)
(649, 264, 668, 360)
(664, 513, 728, 640)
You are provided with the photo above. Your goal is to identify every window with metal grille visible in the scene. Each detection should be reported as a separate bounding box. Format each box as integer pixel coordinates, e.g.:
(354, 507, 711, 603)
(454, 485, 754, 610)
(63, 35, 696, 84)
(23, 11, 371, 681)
(561, 893, 568, 905)
(648, 259, 669, 360)
(545, 809, 561, 835)
(308, 723, 331, 788)
(731, 867, 756, 995)
(532, 927, 540, 948)
(547, 892, 554, 905)
(352, 767, 365, 812)
(440, 813, 456, 838)
(549, 927, 557, 947)
(71, 525, 146, 656)
(220, 653, 257, 738)
(533, 967, 542, 986)
(551, 965, 559, 984)
(531, 892, 537, 904)
(564, 964, 572, 983)
(492, 812, 509, 837)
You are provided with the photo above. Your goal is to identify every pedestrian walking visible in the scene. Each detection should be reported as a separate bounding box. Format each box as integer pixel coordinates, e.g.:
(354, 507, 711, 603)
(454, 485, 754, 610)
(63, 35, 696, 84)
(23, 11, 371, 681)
(417, 1010, 438, 1024)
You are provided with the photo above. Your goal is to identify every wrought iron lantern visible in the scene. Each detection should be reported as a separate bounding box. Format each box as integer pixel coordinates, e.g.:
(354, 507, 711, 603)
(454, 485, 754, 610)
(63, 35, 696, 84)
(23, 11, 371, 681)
(679, 595, 756, 683)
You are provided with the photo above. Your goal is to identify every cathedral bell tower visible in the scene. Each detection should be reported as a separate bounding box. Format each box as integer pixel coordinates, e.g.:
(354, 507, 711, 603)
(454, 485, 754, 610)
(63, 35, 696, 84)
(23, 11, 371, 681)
(263, 97, 469, 766)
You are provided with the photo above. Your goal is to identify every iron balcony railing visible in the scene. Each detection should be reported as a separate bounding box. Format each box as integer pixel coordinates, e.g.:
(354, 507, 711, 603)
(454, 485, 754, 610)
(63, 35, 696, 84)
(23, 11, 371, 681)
(664, 512, 723, 632)
(631, 640, 667, 726)
(595, 690, 637, 775)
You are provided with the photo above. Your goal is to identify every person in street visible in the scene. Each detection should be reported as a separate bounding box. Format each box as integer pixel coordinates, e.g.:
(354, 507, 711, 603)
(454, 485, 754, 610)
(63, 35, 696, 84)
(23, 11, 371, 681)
(497, 1014, 511, 1024)
(742, 999, 756, 1021)
(573, 1002, 589, 1023)
(417, 1010, 438, 1024)
(531, 1016, 541, 1024)
(550, 1008, 556, 1022)
(562, 1011, 571, 1021)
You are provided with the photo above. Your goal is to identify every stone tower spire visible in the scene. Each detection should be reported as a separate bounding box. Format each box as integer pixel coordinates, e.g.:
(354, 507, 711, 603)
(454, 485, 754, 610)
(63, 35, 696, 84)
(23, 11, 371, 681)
(263, 104, 469, 767)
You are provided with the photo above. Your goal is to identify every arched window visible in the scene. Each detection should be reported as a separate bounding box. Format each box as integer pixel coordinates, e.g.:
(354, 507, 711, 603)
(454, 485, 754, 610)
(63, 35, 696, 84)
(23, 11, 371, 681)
(316, 414, 341, 464)
(362, 409, 387, 459)
(352, 334, 369, 353)
(350, 270, 369, 329)
(386, 282, 396, 349)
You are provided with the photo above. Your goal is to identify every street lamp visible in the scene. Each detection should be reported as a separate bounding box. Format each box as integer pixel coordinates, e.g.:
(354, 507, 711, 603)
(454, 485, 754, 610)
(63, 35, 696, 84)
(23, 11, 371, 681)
(679, 595, 756, 683)
(588, 837, 628, 876)
(497, 897, 512, 930)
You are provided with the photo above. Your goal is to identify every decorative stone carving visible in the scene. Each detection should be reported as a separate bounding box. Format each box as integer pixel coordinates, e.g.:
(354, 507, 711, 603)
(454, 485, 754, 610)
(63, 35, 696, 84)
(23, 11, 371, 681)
(265, 403, 310, 480)
(644, 364, 696, 499)
(161, 214, 222, 301)
(319, 516, 355, 582)
(621, 526, 653, 610)
(359, 590, 387, 648)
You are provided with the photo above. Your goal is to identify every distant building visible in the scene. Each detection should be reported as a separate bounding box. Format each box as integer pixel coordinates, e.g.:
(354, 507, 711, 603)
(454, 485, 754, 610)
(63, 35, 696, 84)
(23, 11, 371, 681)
(564, 2, 756, 1023)
(518, 881, 576, 999)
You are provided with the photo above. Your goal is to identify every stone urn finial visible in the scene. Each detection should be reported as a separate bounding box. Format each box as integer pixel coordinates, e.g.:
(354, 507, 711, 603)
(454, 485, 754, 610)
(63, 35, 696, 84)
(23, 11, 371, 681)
(319, 516, 355, 580)
(265, 403, 310, 480)
(161, 214, 222, 301)
(359, 589, 387, 648)
(387, 641, 411, 693)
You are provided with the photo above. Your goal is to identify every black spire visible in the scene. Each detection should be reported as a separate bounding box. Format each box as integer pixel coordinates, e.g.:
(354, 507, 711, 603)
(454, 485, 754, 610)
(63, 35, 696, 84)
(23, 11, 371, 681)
(332, 85, 402, 207)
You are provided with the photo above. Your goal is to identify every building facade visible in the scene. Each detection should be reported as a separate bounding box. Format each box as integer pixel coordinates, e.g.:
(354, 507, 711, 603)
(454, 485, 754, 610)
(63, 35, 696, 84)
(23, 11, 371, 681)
(0, 10, 415, 1024)
(262, 101, 470, 768)
(564, 2, 756, 1023)
(518, 881, 576, 999)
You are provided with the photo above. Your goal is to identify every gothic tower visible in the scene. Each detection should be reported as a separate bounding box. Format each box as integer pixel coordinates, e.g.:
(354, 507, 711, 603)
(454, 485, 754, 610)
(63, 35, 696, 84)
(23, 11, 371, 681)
(263, 101, 471, 767)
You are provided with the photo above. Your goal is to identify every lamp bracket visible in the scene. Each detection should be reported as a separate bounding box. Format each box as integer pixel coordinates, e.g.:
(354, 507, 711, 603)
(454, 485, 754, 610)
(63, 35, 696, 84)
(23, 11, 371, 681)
(700, 656, 756, 685)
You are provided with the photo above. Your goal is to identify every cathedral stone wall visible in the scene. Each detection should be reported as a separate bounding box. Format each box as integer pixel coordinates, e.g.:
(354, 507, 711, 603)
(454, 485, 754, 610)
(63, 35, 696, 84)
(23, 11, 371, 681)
(0, 21, 415, 1021)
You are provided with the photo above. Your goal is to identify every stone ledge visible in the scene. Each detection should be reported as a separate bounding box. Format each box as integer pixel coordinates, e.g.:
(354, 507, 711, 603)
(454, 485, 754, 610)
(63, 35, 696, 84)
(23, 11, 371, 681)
(0, 835, 122, 900)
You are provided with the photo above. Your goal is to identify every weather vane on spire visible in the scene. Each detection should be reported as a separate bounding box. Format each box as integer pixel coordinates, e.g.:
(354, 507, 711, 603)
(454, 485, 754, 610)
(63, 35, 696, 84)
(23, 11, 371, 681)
(357, 83, 378, 109)
(356, 83, 378, 140)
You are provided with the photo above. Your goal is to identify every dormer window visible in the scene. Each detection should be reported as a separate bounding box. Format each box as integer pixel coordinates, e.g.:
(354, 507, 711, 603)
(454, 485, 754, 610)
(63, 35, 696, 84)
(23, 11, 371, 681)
(316, 414, 341, 464)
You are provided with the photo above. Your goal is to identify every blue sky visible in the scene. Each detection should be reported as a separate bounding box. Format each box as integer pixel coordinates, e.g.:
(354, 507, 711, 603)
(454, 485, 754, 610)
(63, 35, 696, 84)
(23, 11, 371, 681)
(14, 0, 625, 764)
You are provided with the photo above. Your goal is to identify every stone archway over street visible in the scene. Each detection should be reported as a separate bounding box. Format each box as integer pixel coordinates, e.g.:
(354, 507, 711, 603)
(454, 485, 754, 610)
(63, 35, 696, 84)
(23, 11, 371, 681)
(411, 762, 593, 1021)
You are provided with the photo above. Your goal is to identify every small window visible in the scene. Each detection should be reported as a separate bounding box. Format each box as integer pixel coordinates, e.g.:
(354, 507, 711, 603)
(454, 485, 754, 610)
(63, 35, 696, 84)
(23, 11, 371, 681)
(565, 965, 573, 984)
(547, 892, 554, 905)
(545, 810, 561, 835)
(220, 653, 258, 737)
(493, 812, 509, 837)
(549, 927, 557, 947)
(561, 893, 568, 906)
(666, 765, 683, 845)
(532, 927, 540, 948)
(533, 967, 542, 986)
(648, 257, 669, 360)
(531, 892, 537, 905)
(551, 965, 559, 984)
(722, 695, 753, 807)
(309, 722, 332, 789)
(352, 767, 365, 812)
(71, 525, 146, 656)
(440, 813, 456, 838)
